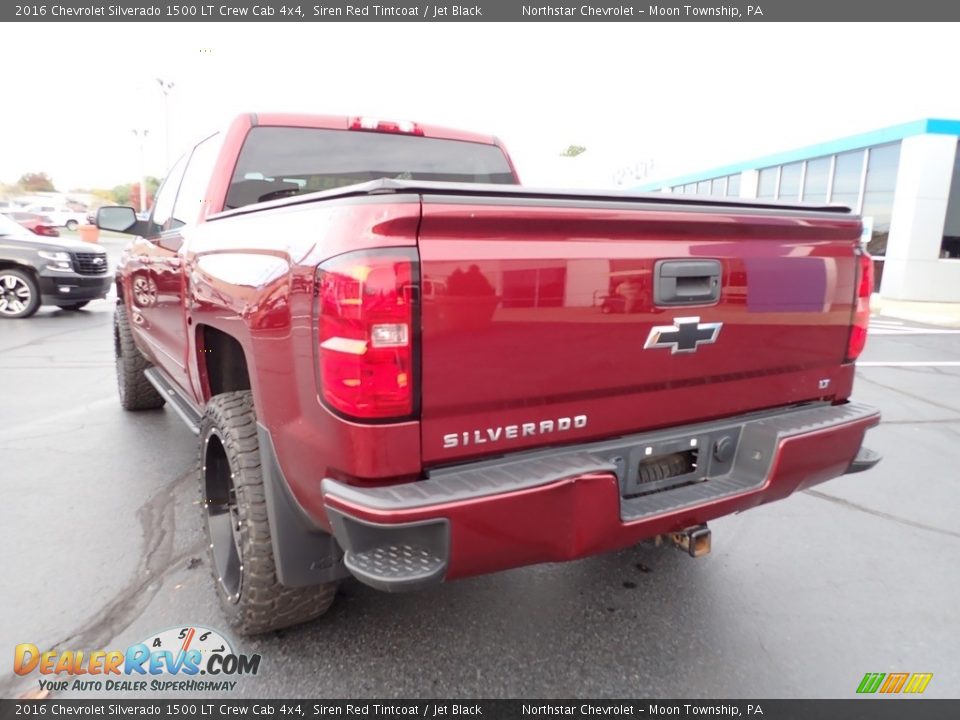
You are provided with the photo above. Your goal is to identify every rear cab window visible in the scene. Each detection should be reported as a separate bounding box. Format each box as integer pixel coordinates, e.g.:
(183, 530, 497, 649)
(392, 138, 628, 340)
(224, 127, 517, 210)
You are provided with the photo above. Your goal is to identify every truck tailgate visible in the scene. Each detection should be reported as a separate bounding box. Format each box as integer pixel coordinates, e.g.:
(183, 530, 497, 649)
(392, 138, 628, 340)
(417, 193, 863, 465)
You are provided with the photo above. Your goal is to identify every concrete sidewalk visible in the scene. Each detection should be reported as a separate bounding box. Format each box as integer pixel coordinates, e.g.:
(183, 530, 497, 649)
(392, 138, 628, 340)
(871, 295, 960, 328)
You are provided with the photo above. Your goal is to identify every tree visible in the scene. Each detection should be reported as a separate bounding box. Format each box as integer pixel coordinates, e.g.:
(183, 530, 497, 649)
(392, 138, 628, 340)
(18, 172, 56, 192)
(111, 176, 161, 208)
(560, 145, 587, 158)
(90, 189, 115, 204)
(112, 184, 131, 205)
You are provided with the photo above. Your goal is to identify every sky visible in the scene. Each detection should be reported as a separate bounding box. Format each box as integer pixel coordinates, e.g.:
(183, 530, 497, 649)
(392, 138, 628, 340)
(4, 22, 960, 194)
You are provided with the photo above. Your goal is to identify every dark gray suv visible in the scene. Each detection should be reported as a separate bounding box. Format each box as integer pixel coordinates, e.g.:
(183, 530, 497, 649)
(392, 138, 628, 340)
(0, 214, 112, 318)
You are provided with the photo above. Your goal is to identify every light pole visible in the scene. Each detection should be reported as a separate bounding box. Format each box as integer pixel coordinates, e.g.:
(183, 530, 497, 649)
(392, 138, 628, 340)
(132, 129, 149, 213)
(156, 78, 175, 169)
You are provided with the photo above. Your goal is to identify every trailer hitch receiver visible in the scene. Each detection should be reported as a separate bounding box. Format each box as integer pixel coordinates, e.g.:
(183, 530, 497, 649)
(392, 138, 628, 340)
(669, 524, 711, 557)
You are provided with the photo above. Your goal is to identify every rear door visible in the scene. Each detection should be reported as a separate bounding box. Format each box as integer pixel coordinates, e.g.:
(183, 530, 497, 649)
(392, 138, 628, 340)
(132, 154, 190, 389)
(143, 133, 222, 398)
(416, 193, 862, 465)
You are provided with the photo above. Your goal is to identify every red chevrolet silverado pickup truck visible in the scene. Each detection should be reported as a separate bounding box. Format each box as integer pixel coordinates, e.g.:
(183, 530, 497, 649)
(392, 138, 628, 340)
(99, 113, 881, 635)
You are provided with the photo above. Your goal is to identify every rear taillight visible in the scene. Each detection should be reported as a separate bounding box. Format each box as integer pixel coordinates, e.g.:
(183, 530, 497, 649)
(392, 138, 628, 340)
(846, 251, 874, 362)
(317, 250, 417, 420)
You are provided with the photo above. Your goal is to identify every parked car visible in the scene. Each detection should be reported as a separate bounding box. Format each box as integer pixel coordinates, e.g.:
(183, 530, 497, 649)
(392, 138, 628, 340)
(2, 211, 60, 237)
(100, 112, 880, 635)
(24, 204, 88, 231)
(0, 213, 111, 318)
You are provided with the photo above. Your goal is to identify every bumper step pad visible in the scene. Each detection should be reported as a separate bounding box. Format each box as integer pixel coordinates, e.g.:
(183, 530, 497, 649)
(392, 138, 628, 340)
(326, 509, 450, 592)
(344, 544, 446, 591)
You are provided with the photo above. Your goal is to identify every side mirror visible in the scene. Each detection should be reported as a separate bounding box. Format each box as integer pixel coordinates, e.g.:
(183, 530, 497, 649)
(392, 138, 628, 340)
(98, 206, 149, 235)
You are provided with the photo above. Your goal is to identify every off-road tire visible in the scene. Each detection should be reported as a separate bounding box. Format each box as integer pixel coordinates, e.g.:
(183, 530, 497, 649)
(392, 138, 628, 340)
(200, 391, 339, 635)
(58, 301, 90, 311)
(0, 268, 41, 319)
(114, 303, 166, 410)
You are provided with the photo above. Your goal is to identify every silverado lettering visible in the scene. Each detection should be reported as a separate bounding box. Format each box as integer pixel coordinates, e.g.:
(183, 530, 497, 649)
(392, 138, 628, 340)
(100, 112, 881, 635)
(442, 415, 589, 449)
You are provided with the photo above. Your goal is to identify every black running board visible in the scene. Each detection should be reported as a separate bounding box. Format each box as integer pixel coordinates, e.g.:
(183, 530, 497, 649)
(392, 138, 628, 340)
(143, 367, 202, 435)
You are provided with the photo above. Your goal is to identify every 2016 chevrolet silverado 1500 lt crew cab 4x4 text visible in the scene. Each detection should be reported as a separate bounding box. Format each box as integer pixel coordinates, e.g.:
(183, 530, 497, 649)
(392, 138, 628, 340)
(99, 113, 881, 634)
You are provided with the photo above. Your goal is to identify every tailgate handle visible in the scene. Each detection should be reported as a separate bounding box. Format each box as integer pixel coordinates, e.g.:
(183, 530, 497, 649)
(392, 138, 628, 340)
(654, 259, 722, 306)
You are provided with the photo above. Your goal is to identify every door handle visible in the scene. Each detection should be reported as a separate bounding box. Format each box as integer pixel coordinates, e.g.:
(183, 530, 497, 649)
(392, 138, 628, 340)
(654, 259, 722, 306)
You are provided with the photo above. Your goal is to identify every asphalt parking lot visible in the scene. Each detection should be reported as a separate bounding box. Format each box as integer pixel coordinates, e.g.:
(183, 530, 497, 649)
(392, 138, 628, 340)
(1, 238, 958, 699)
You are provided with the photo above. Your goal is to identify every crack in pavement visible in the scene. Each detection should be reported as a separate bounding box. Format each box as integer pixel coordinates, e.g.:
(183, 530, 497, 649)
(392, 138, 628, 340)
(857, 374, 960, 415)
(804, 489, 960, 540)
(0, 467, 203, 698)
(0, 318, 111, 354)
(0, 398, 117, 441)
(0, 364, 114, 370)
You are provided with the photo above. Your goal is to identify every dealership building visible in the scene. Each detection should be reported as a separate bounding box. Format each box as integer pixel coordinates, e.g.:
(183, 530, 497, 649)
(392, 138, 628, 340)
(634, 119, 960, 302)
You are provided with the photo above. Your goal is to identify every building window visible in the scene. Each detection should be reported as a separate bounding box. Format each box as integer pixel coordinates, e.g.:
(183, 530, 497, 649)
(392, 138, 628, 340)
(778, 162, 802, 202)
(711, 176, 727, 196)
(673, 185, 684, 194)
(502, 266, 566, 308)
(861, 142, 901, 257)
(727, 174, 741, 197)
(757, 167, 777, 199)
(941, 140, 960, 259)
(802, 156, 831, 203)
(685, 183, 696, 194)
(831, 149, 865, 212)
(697, 181, 710, 195)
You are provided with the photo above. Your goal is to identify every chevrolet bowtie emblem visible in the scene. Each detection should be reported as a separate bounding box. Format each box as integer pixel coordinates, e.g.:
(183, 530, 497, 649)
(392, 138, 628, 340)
(644, 316, 722, 354)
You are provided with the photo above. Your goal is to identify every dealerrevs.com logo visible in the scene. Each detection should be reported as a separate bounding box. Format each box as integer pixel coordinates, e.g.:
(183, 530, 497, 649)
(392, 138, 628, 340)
(14, 625, 260, 694)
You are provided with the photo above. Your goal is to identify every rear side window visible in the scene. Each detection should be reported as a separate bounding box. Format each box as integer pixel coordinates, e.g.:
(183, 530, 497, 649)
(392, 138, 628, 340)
(225, 127, 516, 210)
(150, 154, 189, 234)
(172, 132, 222, 227)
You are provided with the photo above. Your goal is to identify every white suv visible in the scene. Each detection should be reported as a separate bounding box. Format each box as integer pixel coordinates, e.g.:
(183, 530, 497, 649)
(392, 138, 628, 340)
(25, 205, 88, 231)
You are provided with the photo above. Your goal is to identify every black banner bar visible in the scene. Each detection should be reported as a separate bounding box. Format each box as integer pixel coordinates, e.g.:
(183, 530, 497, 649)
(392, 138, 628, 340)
(5, 0, 960, 22)
(3, 700, 960, 720)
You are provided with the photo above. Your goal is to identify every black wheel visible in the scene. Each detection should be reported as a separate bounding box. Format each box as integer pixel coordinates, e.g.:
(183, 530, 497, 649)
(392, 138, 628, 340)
(65, 220, 79, 232)
(200, 391, 339, 635)
(0, 268, 40, 319)
(58, 301, 90, 311)
(114, 304, 165, 410)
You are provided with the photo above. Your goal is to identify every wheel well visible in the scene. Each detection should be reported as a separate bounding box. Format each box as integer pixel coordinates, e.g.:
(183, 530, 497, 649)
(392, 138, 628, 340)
(0, 262, 38, 286)
(0, 261, 35, 276)
(199, 326, 252, 399)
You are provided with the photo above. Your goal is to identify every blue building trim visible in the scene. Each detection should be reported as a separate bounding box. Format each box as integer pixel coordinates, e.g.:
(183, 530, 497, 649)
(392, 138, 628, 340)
(634, 118, 960, 192)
